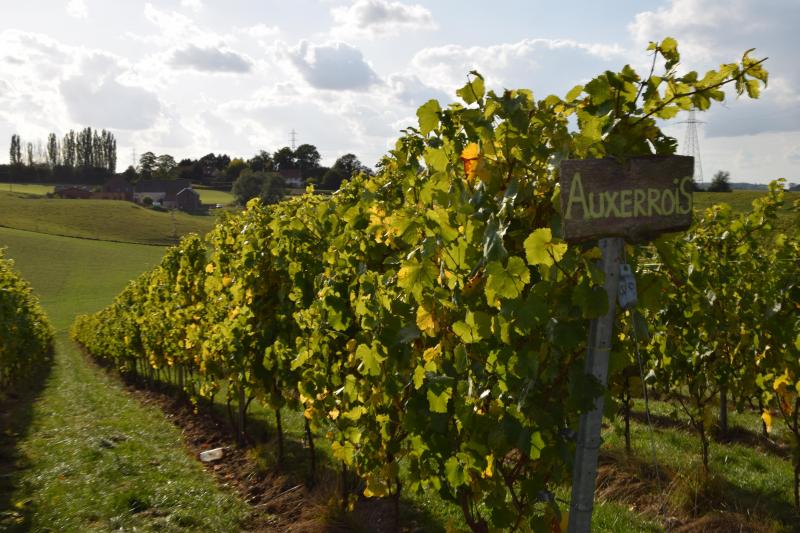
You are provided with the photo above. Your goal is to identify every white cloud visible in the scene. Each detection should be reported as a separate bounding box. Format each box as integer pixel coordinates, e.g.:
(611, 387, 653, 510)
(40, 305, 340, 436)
(282, 40, 380, 91)
(331, 0, 436, 38)
(181, 0, 203, 12)
(386, 72, 448, 107)
(61, 76, 161, 130)
(169, 45, 253, 73)
(629, 0, 800, 139)
(241, 24, 280, 40)
(138, 2, 222, 47)
(66, 0, 88, 19)
(0, 30, 161, 140)
(411, 38, 624, 97)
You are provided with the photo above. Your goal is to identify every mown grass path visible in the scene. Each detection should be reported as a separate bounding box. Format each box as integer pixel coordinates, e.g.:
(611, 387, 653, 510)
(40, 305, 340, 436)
(0, 226, 247, 531)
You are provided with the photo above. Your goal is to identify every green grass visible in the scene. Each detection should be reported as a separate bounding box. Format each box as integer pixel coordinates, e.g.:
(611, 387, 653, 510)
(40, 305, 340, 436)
(0, 226, 248, 531)
(0, 183, 54, 196)
(694, 190, 799, 232)
(193, 186, 235, 206)
(0, 191, 216, 245)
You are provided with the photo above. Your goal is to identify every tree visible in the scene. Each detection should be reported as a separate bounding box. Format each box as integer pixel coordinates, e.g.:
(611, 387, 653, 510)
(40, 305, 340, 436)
(272, 147, 295, 171)
(62, 131, 76, 168)
(708, 170, 732, 192)
(122, 165, 138, 183)
(259, 173, 285, 205)
(47, 133, 59, 168)
(322, 153, 369, 189)
(231, 169, 285, 205)
(293, 144, 321, 174)
(9, 134, 21, 165)
(155, 154, 177, 179)
(26, 142, 33, 166)
(226, 158, 247, 180)
(248, 150, 273, 172)
(138, 151, 157, 180)
(232, 169, 264, 205)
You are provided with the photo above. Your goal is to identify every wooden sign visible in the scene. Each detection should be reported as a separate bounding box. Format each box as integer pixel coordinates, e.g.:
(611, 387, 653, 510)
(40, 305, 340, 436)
(559, 155, 694, 243)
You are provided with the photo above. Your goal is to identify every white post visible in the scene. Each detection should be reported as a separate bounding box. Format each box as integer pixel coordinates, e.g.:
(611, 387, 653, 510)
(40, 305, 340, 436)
(568, 237, 624, 532)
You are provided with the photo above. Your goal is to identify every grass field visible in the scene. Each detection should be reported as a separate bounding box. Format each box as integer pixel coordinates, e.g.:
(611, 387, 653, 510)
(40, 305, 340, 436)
(0, 191, 216, 245)
(193, 186, 235, 206)
(0, 182, 236, 206)
(0, 183, 54, 196)
(0, 227, 248, 531)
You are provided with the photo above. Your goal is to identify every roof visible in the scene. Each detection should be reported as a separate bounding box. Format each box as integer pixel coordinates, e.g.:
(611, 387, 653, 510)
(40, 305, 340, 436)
(135, 179, 192, 195)
(104, 175, 133, 192)
(176, 187, 199, 197)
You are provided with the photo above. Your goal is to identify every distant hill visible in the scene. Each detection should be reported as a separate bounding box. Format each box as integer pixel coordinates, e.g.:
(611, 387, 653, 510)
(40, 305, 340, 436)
(0, 191, 216, 245)
(729, 182, 769, 190)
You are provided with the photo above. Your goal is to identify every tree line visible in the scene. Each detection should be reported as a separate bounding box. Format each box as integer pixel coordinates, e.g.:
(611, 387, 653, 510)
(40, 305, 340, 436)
(125, 144, 371, 206)
(4, 128, 117, 184)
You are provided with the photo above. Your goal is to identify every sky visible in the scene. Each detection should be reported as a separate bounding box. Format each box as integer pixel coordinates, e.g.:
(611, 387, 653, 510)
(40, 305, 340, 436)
(0, 0, 798, 183)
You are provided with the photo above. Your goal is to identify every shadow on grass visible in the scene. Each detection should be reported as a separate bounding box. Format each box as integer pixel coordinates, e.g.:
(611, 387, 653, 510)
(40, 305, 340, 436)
(0, 363, 52, 532)
(629, 409, 792, 460)
(95, 362, 443, 532)
(598, 448, 800, 532)
(673, 470, 800, 532)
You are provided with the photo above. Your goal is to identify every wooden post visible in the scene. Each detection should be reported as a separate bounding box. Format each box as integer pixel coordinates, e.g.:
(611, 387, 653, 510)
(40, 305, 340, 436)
(568, 237, 624, 533)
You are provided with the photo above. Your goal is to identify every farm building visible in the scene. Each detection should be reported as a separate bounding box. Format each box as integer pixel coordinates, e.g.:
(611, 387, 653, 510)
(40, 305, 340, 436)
(133, 179, 193, 209)
(54, 185, 92, 199)
(175, 187, 202, 212)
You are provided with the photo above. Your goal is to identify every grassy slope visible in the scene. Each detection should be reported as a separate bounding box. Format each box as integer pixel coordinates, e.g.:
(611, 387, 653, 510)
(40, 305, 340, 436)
(0, 226, 247, 531)
(0, 182, 235, 206)
(0, 191, 216, 245)
(192, 186, 235, 205)
(0, 183, 54, 196)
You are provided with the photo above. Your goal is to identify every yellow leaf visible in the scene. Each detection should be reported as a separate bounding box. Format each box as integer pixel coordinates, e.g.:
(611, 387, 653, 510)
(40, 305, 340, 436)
(483, 454, 493, 478)
(205, 263, 215, 273)
(774, 370, 792, 392)
(416, 305, 438, 336)
(222, 275, 232, 287)
(461, 142, 479, 160)
(329, 407, 340, 420)
(761, 411, 772, 433)
(303, 406, 314, 420)
(423, 344, 441, 363)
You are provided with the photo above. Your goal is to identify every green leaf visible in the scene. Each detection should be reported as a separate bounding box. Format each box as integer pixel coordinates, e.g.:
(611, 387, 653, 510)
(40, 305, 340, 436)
(485, 257, 530, 305)
(524, 228, 567, 267)
(357, 343, 385, 376)
(457, 74, 485, 104)
(332, 441, 355, 464)
(445, 456, 466, 487)
(417, 99, 441, 136)
(530, 431, 545, 460)
(397, 258, 438, 302)
(660, 37, 680, 67)
(565, 84, 584, 102)
(427, 386, 452, 413)
(452, 310, 492, 344)
(427, 208, 459, 242)
(424, 146, 449, 172)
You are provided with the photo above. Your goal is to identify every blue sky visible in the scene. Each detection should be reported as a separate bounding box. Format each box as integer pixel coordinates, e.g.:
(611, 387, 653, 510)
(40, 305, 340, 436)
(1, 0, 798, 183)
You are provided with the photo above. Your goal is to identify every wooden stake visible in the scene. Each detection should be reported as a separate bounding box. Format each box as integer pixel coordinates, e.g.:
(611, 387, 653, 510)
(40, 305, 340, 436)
(568, 237, 623, 532)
